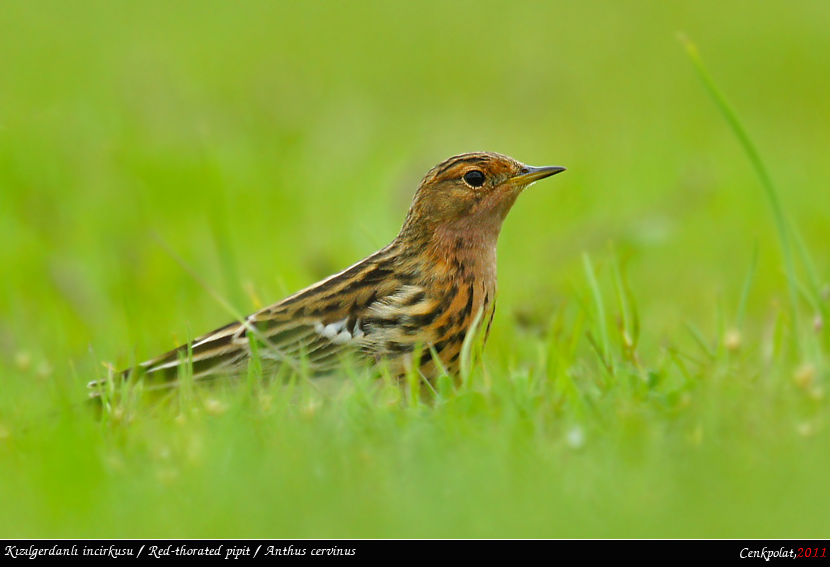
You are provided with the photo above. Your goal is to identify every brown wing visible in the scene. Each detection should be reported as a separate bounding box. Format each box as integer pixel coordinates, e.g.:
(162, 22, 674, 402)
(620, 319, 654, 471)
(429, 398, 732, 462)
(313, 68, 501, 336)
(90, 244, 425, 392)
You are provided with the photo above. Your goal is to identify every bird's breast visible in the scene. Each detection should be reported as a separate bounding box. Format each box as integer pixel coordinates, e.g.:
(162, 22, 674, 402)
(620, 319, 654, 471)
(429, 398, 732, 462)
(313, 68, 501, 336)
(358, 256, 496, 380)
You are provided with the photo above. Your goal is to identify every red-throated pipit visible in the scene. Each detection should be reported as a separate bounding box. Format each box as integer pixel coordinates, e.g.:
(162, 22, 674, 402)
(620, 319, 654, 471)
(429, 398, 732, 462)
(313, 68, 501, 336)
(93, 152, 564, 393)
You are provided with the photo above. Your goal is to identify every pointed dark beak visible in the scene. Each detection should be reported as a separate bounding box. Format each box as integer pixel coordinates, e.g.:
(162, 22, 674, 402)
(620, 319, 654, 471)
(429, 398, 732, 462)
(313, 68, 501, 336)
(513, 165, 567, 185)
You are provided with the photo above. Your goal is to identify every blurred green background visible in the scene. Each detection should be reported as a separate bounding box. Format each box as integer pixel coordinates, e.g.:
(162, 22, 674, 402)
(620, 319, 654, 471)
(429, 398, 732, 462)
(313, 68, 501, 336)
(0, 1, 828, 538)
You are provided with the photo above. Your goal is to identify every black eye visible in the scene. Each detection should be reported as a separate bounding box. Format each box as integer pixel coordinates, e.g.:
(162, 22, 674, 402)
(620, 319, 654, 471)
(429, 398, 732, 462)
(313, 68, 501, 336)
(463, 170, 486, 187)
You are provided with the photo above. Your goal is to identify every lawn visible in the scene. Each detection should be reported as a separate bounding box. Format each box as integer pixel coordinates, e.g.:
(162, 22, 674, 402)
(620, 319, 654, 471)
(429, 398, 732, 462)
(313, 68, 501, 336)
(0, 1, 828, 538)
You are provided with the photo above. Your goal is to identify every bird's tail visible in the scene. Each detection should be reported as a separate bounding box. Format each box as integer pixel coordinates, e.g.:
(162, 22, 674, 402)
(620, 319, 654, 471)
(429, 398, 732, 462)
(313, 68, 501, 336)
(87, 320, 252, 398)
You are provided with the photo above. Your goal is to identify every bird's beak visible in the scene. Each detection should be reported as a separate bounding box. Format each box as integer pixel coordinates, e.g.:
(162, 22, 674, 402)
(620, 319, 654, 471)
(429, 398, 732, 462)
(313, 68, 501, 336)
(513, 165, 567, 186)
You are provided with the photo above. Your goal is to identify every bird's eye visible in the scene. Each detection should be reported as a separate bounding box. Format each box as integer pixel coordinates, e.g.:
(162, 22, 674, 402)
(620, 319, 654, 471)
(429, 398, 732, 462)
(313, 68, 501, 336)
(463, 170, 486, 188)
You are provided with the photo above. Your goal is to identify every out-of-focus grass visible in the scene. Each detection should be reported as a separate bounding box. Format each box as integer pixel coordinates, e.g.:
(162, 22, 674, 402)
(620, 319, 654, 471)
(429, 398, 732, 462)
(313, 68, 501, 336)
(1, 1, 828, 538)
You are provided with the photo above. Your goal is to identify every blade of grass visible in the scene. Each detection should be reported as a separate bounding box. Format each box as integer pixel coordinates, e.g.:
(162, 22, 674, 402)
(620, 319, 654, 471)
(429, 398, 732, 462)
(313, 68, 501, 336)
(680, 35, 800, 344)
(582, 253, 610, 366)
(789, 219, 828, 320)
(610, 246, 639, 362)
(151, 232, 303, 376)
(685, 320, 716, 360)
(459, 305, 486, 388)
(610, 249, 631, 346)
(736, 242, 759, 330)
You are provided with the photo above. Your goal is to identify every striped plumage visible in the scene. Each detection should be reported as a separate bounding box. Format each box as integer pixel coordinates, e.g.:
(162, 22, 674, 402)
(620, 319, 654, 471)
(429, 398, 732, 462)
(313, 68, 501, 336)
(95, 152, 565, 392)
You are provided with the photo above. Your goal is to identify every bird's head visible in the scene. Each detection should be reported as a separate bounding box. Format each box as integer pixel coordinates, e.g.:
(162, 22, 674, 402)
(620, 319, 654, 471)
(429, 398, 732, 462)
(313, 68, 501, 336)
(398, 152, 565, 246)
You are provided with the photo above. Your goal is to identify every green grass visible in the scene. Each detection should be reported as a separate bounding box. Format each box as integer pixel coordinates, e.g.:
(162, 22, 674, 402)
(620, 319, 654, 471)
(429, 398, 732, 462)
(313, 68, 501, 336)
(1, 1, 829, 538)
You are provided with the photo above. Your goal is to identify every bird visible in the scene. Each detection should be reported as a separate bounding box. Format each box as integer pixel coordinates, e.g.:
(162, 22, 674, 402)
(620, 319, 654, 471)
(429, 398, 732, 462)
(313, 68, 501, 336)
(92, 152, 565, 395)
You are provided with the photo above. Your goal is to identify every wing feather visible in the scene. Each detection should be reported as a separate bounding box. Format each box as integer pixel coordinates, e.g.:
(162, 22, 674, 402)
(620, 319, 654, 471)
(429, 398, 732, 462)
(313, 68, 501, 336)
(90, 244, 427, 393)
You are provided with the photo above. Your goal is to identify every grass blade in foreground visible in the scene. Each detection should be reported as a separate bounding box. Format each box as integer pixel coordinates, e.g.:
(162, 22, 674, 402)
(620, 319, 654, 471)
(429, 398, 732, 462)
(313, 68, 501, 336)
(679, 35, 802, 345)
